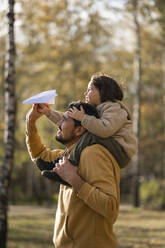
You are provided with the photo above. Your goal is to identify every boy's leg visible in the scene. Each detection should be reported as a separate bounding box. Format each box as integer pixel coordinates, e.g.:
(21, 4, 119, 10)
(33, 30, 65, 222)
(93, 136, 130, 168)
(69, 132, 130, 168)
(68, 131, 97, 166)
(36, 155, 70, 186)
(36, 158, 55, 171)
(36, 149, 67, 171)
(42, 170, 71, 186)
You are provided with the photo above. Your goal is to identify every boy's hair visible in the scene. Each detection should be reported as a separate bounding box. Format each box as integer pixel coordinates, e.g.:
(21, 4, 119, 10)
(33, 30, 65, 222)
(67, 101, 99, 127)
(91, 74, 123, 103)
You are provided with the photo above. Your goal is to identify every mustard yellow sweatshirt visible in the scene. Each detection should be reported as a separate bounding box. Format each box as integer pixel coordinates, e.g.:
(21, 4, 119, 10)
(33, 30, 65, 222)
(26, 130, 120, 248)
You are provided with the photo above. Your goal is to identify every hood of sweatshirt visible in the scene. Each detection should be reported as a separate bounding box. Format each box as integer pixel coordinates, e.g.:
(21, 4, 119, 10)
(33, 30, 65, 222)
(96, 101, 132, 121)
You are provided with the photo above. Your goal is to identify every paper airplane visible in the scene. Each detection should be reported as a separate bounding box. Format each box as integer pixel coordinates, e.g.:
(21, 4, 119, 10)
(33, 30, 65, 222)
(23, 90, 57, 104)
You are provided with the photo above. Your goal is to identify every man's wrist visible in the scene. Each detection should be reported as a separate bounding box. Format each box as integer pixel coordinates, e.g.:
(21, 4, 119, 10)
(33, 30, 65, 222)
(70, 174, 85, 192)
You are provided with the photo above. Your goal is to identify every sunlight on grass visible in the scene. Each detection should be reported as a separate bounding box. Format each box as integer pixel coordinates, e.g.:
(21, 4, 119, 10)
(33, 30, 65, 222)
(114, 205, 165, 248)
(8, 205, 165, 248)
(8, 205, 55, 248)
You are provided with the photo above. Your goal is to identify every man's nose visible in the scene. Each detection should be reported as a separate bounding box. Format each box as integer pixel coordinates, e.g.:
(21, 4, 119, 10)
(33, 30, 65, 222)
(84, 91, 87, 96)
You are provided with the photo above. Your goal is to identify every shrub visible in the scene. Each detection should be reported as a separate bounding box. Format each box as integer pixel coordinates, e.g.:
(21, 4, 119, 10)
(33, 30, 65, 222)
(53, 193, 59, 204)
(140, 179, 165, 210)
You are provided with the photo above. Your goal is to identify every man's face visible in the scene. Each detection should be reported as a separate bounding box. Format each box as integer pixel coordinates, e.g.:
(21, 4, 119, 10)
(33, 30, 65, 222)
(56, 110, 79, 145)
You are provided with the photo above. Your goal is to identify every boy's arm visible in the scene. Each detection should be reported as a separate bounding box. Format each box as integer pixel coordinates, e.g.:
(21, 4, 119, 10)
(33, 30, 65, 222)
(68, 104, 128, 138)
(37, 104, 63, 125)
(45, 109, 63, 125)
(81, 110, 127, 138)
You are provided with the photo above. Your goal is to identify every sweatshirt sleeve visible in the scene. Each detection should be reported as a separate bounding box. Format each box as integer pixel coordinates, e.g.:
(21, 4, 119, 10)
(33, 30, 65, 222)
(77, 145, 120, 220)
(81, 106, 128, 138)
(26, 129, 63, 162)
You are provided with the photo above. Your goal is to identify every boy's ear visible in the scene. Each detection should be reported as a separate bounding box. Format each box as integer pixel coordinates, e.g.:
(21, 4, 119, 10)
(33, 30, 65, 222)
(75, 126, 86, 137)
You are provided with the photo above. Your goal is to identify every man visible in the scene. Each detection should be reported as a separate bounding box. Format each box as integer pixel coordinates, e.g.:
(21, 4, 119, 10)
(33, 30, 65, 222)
(26, 102, 120, 248)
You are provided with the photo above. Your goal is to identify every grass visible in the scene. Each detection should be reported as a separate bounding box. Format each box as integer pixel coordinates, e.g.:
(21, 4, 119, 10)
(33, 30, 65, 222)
(114, 205, 165, 248)
(8, 205, 165, 248)
(8, 205, 55, 248)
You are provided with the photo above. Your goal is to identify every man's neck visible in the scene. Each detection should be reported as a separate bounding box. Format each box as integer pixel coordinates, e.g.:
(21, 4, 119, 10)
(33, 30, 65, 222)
(65, 137, 80, 149)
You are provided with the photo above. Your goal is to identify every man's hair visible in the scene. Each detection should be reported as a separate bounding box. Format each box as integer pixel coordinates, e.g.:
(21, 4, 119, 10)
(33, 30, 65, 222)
(67, 101, 99, 127)
(91, 74, 123, 103)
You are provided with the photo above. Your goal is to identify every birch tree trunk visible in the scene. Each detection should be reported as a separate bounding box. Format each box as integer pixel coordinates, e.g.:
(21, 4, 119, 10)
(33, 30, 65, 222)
(132, 0, 141, 207)
(162, 50, 165, 178)
(154, 0, 165, 179)
(0, 0, 16, 247)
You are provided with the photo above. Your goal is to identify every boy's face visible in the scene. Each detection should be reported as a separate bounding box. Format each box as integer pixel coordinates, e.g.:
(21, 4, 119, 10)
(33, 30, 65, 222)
(84, 81, 101, 106)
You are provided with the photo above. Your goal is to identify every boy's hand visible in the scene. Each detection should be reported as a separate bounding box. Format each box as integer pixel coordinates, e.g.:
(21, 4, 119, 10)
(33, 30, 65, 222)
(68, 106, 85, 121)
(37, 103, 50, 116)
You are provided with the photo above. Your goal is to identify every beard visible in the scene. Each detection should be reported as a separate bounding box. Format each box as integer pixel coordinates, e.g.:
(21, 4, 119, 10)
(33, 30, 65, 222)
(55, 130, 75, 145)
(56, 135, 70, 144)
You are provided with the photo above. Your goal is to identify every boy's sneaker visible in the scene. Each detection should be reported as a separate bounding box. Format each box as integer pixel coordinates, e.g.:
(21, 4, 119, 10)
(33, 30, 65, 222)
(36, 158, 55, 171)
(42, 170, 71, 186)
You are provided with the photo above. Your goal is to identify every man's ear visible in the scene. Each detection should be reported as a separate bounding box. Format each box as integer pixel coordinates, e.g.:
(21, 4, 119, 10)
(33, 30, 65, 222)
(75, 126, 86, 137)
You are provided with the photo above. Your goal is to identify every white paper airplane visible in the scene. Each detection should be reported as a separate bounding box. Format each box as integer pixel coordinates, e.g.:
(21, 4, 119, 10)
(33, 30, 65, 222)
(23, 90, 58, 104)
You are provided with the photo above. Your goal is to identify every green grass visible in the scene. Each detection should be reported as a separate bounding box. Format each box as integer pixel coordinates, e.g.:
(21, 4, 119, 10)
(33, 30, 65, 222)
(8, 205, 55, 248)
(8, 205, 165, 248)
(114, 205, 165, 248)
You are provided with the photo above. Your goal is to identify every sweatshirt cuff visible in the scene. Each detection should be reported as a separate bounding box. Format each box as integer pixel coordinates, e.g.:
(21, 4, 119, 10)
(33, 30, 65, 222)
(81, 114, 89, 127)
(77, 182, 92, 201)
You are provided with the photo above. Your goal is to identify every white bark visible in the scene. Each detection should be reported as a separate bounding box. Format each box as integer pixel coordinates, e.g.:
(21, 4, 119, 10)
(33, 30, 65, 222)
(0, 0, 16, 247)
(132, 0, 141, 207)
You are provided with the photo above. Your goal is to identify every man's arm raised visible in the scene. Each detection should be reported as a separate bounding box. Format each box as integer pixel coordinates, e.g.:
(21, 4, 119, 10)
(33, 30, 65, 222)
(26, 104, 43, 135)
(26, 104, 62, 161)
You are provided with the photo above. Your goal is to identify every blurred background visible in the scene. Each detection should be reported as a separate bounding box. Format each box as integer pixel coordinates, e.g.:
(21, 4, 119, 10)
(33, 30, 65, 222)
(0, 0, 165, 247)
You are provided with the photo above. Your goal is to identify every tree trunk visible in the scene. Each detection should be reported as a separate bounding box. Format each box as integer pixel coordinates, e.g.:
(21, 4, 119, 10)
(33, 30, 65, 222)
(132, 0, 141, 207)
(162, 50, 165, 178)
(0, 0, 16, 247)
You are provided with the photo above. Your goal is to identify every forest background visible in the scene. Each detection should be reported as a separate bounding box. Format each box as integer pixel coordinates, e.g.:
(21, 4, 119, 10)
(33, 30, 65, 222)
(0, 0, 165, 211)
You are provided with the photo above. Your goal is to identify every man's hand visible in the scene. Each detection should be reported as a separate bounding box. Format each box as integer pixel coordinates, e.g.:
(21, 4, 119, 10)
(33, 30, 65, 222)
(54, 156, 85, 192)
(26, 104, 43, 135)
(68, 106, 85, 121)
(26, 104, 43, 123)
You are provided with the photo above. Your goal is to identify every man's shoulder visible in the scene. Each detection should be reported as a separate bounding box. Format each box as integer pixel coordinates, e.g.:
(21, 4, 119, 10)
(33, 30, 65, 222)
(79, 144, 120, 175)
(80, 144, 119, 168)
(81, 144, 112, 159)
